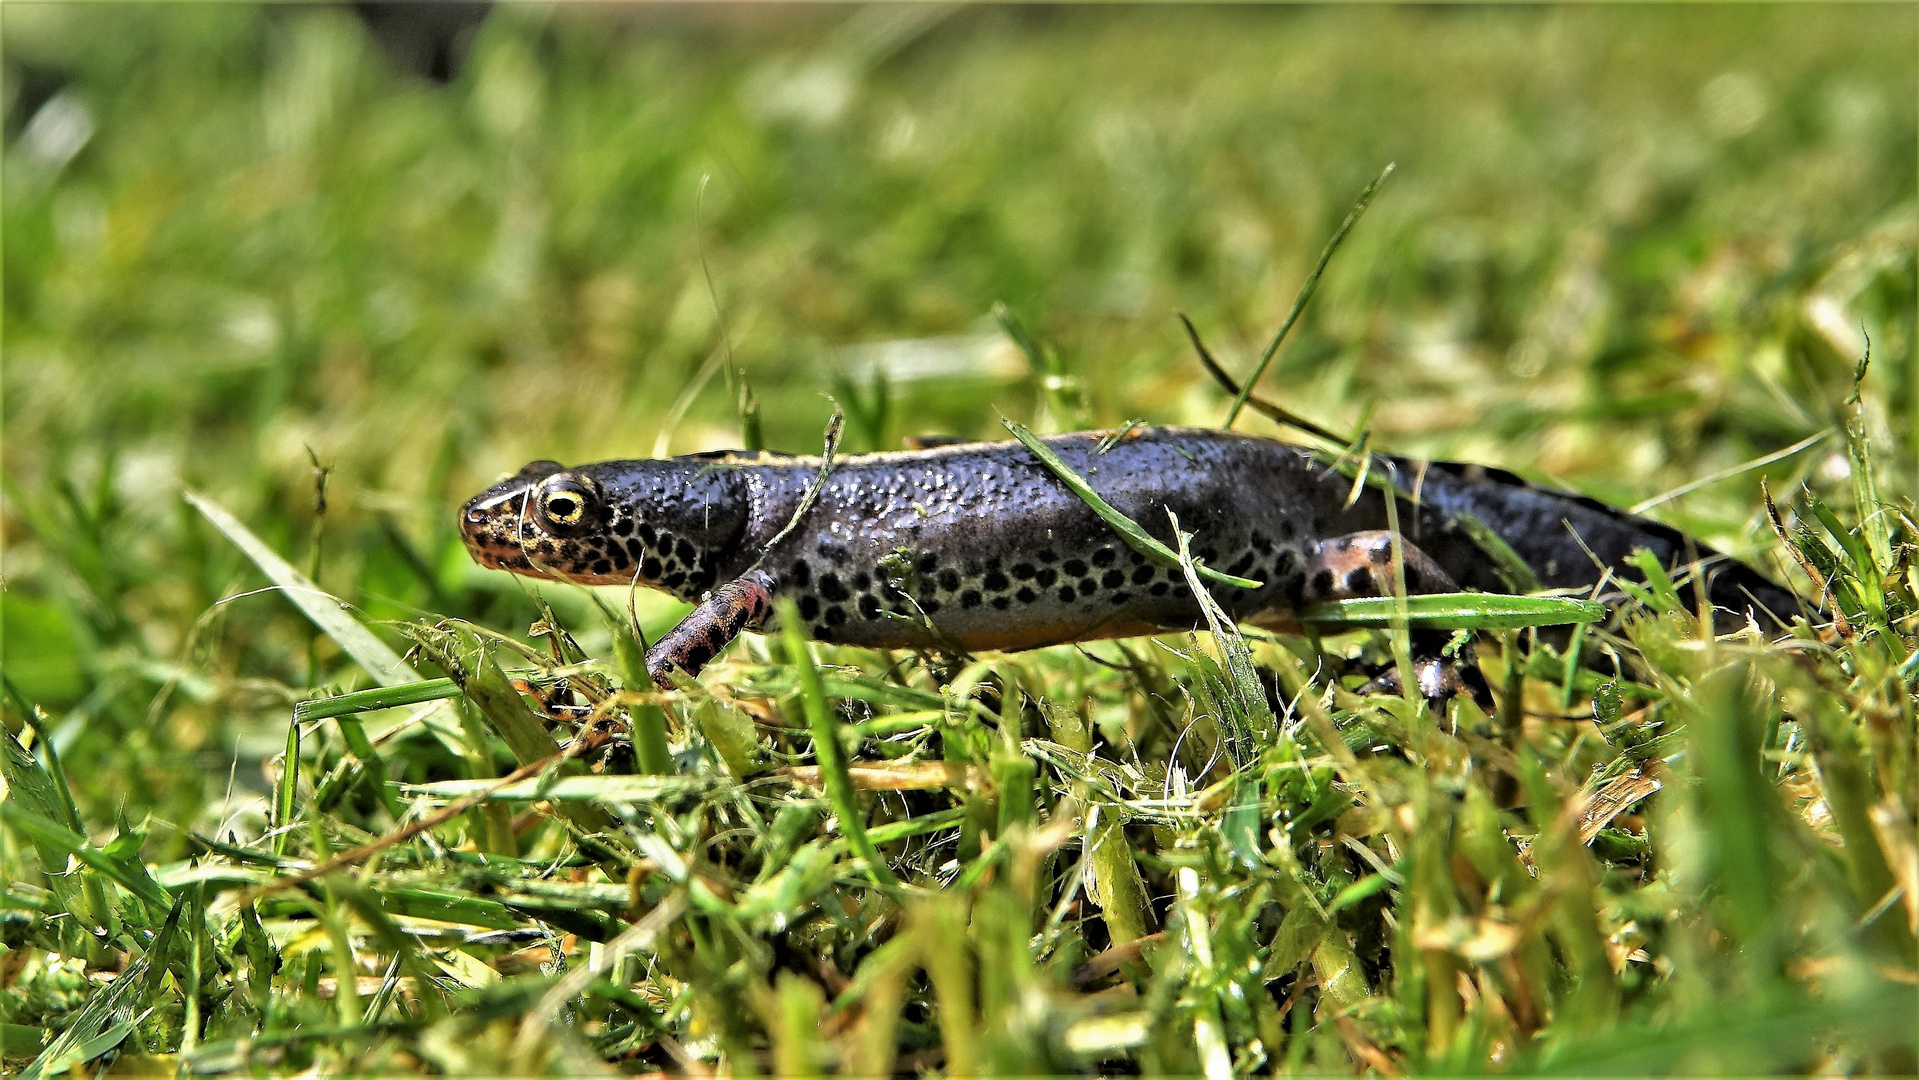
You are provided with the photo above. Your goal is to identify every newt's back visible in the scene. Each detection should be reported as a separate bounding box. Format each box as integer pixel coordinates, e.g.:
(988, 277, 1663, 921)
(729, 428, 1326, 650)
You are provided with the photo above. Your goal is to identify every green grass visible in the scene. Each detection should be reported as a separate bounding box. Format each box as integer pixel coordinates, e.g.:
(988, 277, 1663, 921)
(3, 4, 1917, 1075)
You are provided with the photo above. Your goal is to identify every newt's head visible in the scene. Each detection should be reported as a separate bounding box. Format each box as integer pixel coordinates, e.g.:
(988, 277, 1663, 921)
(459, 457, 747, 597)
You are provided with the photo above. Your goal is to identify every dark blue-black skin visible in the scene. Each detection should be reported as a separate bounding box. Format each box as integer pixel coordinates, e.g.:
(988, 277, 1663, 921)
(460, 426, 1800, 652)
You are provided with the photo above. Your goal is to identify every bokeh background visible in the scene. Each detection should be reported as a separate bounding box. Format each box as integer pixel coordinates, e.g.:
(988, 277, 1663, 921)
(3, 3, 1914, 819)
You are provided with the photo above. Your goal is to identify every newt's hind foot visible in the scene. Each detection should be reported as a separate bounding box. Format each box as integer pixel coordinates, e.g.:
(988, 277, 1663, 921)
(1306, 532, 1491, 709)
(1358, 645, 1494, 711)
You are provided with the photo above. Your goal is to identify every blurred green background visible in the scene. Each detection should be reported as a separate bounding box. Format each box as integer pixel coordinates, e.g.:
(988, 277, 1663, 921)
(3, 3, 1914, 819)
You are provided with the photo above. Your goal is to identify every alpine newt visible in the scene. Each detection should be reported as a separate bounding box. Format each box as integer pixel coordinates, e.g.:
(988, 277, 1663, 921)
(459, 427, 1798, 687)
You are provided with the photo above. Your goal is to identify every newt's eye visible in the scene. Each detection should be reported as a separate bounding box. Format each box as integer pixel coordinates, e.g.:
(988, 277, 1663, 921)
(535, 475, 599, 535)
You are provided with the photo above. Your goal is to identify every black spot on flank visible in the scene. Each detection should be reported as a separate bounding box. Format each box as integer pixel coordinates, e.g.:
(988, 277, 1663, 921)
(960, 589, 982, 609)
(1036, 567, 1059, 587)
(799, 595, 820, 620)
(1132, 566, 1155, 585)
(1063, 558, 1088, 577)
(983, 570, 1009, 591)
(938, 569, 960, 592)
(1404, 566, 1423, 589)
(921, 597, 941, 614)
(1011, 563, 1035, 581)
(1037, 549, 1058, 563)
(625, 538, 644, 561)
(591, 559, 612, 575)
(1276, 520, 1295, 538)
(662, 571, 687, 589)
(790, 559, 811, 587)
(1058, 586, 1077, 603)
(984, 557, 1001, 571)
(1109, 591, 1132, 604)
(851, 571, 871, 591)
(991, 595, 1010, 610)
(1228, 553, 1256, 576)
(1127, 548, 1148, 565)
(1275, 550, 1300, 574)
(819, 541, 849, 564)
(638, 522, 657, 544)
(1150, 581, 1170, 596)
(1345, 567, 1374, 594)
(1016, 586, 1037, 604)
(1250, 533, 1271, 553)
(1092, 547, 1117, 567)
(825, 606, 847, 627)
(1078, 577, 1097, 594)
(917, 551, 938, 573)
(1311, 569, 1334, 596)
(613, 517, 634, 537)
(820, 574, 849, 602)
(1196, 546, 1217, 563)
(1102, 569, 1125, 588)
(858, 594, 881, 619)
(641, 557, 664, 578)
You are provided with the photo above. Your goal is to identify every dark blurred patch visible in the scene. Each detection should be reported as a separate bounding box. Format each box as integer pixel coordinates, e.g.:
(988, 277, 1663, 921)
(351, 1, 491, 83)
(3, 61, 67, 140)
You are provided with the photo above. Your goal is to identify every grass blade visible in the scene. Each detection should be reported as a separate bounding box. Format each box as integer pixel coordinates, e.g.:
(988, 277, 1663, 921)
(1225, 161, 1394, 427)
(777, 597, 902, 895)
(1300, 593, 1605, 630)
(294, 679, 462, 723)
(1002, 417, 1262, 590)
(0, 803, 172, 912)
(184, 488, 422, 686)
(403, 775, 713, 802)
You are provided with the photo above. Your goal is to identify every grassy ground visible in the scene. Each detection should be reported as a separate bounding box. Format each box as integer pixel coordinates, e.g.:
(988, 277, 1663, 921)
(2, 4, 1916, 1075)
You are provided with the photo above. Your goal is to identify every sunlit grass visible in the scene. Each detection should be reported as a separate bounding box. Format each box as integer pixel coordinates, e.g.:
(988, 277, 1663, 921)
(3, 4, 1915, 1075)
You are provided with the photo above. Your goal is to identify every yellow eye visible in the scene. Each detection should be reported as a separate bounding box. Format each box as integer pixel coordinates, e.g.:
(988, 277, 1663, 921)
(535, 475, 599, 535)
(542, 491, 584, 524)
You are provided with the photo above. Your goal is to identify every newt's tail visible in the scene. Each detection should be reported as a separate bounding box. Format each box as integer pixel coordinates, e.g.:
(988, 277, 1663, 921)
(1320, 455, 1806, 629)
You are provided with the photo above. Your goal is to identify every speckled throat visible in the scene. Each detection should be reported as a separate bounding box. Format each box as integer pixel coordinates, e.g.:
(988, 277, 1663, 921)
(459, 426, 1798, 654)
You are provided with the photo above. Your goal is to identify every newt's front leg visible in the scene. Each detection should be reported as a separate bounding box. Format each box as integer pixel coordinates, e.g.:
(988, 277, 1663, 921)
(1302, 531, 1491, 706)
(645, 570, 777, 684)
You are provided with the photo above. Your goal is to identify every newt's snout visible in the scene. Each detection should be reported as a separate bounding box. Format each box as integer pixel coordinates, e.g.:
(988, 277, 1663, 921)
(459, 460, 565, 576)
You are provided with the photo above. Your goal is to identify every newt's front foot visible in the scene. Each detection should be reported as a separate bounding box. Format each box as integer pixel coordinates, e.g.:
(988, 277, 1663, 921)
(644, 570, 777, 683)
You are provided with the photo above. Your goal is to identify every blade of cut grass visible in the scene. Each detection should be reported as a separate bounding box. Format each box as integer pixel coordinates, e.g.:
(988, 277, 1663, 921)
(272, 713, 300, 858)
(1002, 417, 1262, 590)
(1299, 593, 1604, 629)
(185, 488, 423, 686)
(294, 679, 461, 722)
(403, 774, 714, 802)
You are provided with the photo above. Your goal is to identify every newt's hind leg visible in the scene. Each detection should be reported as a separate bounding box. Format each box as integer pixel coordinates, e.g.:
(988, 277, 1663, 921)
(645, 570, 777, 684)
(1301, 531, 1458, 601)
(1303, 532, 1490, 707)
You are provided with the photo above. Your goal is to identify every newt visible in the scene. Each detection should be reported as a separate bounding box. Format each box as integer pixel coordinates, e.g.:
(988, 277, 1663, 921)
(459, 426, 1798, 691)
